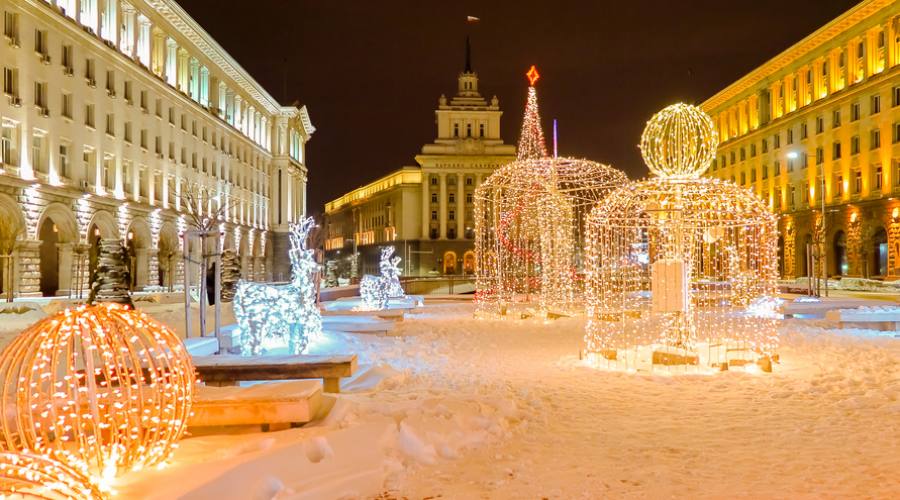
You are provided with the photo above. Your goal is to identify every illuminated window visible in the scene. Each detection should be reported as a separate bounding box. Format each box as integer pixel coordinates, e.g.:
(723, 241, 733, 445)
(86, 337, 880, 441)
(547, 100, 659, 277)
(871, 128, 881, 149)
(832, 141, 841, 160)
(871, 94, 881, 114)
(854, 171, 862, 193)
(875, 166, 883, 189)
(836, 175, 843, 196)
(800, 122, 808, 139)
(850, 102, 860, 121)
(815, 116, 824, 134)
(850, 136, 859, 155)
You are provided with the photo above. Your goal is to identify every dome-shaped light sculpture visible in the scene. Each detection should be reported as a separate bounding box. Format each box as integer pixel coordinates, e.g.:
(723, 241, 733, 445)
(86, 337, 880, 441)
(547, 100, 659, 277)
(0, 452, 104, 500)
(584, 103, 779, 372)
(0, 303, 195, 479)
(474, 66, 628, 318)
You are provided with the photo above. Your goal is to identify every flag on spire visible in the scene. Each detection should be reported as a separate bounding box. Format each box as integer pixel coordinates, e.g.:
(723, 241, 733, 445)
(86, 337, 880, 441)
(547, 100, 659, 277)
(517, 65, 548, 160)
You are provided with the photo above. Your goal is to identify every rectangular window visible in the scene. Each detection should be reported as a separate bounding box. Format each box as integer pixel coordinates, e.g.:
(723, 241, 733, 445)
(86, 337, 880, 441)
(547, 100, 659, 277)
(85, 58, 95, 85)
(750, 168, 757, 182)
(466, 193, 473, 203)
(740, 148, 746, 161)
(832, 141, 841, 160)
(431, 211, 437, 221)
(775, 160, 782, 175)
(154, 136, 161, 155)
(801, 152, 808, 169)
(850, 136, 859, 155)
(124, 122, 132, 143)
(180, 114, 186, 131)
(854, 171, 862, 194)
(3, 66, 18, 96)
(140, 129, 148, 149)
(105, 70, 115, 96)
(762, 164, 768, 179)
(790, 186, 796, 208)
(850, 102, 860, 121)
(800, 122, 808, 139)
(3, 12, 19, 44)
(816, 147, 824, 165)
(61, 44, 73, 74)
(871, 94, 881, 114)
(832, 109, 841, 128)
(33, 81, 47, 111)
(168, 107, 175, 125)
(750, 143, 756, 157)
(730, 151, 735, 165)
(893, 86, 900, 107)
(449, 210, 455, 221)
(431, 193, 437, 203)
(894, 123, 900, 144)
(85, 104, 94, 128)
(449, 193, 455, 203)
(816, 116, 824, 134)
(787, 128, 794, 145)
(123, 80, 132, 104)
(875, 166, 883, 189)
(140, 90, 148, 110)
(761, 139, 768, 153)
(105, 114, 114, 136)
(155, 98, 162, 117)
(34, 29, 47, 56)
(871, 128, 881, 149)
(836, 175, 843, 196)
(773, 133, 781, 149)
(61, 92, 72, 118)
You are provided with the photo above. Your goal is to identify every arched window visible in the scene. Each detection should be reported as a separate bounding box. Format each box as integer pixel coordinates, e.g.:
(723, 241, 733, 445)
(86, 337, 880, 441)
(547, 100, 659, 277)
(442, 251, 457, 274)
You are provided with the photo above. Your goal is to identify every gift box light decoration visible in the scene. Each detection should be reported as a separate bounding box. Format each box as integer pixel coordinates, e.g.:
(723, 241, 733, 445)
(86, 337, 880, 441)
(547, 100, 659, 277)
(234, 216, 322, 355)
(0, 303, 195, 481)
(474, 66, 627, 318)
(584, 103, 779, 372)
(359, 246, 405, 311)
(0, 452, 104, 500)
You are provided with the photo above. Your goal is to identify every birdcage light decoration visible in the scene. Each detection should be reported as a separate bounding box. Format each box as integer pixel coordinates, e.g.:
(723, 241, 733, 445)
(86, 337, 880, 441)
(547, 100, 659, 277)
(474, 66, 627, 318)
(0, 452, 104, 500)
(584, 103, 779, 372)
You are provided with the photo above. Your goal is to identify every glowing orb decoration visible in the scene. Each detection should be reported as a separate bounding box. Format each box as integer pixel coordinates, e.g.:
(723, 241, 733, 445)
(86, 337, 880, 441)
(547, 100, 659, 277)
(359, 246, 405, 311)
(474, 68, 627, 318)
(234, 217, 322, 355)
(639, 103, 718, 179)
(0, 303, 195, 479)
(0, 452, 104, 499)
(584, 104, 779, 373)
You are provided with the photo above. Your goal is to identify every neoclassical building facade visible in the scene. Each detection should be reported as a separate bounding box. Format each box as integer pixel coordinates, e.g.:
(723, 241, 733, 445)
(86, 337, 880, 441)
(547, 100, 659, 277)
(0, 0, 312, 297)
(324, 44, 516, 277)
(703, 0, 900, 280)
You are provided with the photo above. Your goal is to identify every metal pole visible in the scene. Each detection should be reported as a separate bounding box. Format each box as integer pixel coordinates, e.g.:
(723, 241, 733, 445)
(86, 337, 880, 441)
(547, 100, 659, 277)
(214, 231, 222, 352)
(822, 175, 828, 297)
(182, 233, 191, 339)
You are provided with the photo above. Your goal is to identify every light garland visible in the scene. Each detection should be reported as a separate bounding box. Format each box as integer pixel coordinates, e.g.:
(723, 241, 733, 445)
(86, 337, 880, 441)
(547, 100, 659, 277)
(233, 217, 322, 355)
(474, 67, 627, 318)
(0, 452, 104, 499)
(584, 103, 779, 372)
(359, 246, 405, 311)
(0, 303, 195, 484)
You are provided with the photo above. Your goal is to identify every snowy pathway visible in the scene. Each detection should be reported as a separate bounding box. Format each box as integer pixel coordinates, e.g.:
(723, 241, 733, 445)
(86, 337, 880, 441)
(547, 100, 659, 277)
(112, 302, 899, 498)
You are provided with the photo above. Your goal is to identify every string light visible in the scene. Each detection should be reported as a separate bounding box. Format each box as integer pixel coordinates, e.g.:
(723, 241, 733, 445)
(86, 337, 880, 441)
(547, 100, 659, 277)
(0, 452, 104, 499)
(359, 246, 405, 311)
(584, 103, 779, 372)
(475, 67, 627, 318)
(0, 303, 195, 485)
(233, 217, 322, 355)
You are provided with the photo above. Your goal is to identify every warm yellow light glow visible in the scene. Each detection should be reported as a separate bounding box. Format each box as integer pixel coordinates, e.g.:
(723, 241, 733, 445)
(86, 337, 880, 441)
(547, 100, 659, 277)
(0, 452, 104, 499)
(892, 207, 899, 220)
(850, 212, 858, 223)
(585, 103, 779, 372)
(0, 303, 195, 483)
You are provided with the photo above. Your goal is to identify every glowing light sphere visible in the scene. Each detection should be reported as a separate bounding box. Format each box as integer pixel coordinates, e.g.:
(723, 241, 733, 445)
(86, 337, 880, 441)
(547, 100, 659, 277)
(474, 67, 627, 318)
(584, 104, 779, 372)
(0, 303, 195, 479)
(0, 452, 104, 500)
(234, 217, 322, 355)
(639, 103, 718, 178)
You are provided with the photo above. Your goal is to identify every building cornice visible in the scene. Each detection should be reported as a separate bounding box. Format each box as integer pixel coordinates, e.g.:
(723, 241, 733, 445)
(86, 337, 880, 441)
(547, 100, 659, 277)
(324, 167, 422, 214)
(142, 0, 286, 116)
(702, 0, 895, 112)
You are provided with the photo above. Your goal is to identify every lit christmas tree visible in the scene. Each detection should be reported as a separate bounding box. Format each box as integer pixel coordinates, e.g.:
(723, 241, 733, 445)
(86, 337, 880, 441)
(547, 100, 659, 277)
(516, 65, 549, 160)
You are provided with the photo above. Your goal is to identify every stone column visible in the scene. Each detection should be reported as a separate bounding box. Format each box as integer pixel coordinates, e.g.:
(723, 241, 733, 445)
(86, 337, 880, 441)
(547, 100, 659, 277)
(134, 247, 149, 290)
(148, 248, 159, 289)
(16, 240, 41, 297)
(439, 173, 447, 239)
(421, 174, 429, 239)
(57, 242, 74, 296)
(456, 174, 465, 239)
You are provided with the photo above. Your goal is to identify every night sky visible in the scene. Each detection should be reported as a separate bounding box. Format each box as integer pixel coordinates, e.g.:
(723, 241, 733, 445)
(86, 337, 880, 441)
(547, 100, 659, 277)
(177, 0, 854, 216)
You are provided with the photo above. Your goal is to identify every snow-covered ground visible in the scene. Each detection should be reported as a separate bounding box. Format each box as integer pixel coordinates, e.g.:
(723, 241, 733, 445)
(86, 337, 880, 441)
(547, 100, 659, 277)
(2, 301, 898, 498)
(106, 302, 900, 499)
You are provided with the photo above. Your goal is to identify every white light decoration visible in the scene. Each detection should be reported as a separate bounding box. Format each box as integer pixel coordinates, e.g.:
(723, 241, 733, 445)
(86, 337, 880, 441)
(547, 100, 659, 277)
(359, 246, 405, 311)
(474, 66, 627, 318)
(0, 452, 104, 500)
(233, 217, 322, 355)
(584, 103, 779, 372)
(0, 304, 195, 483)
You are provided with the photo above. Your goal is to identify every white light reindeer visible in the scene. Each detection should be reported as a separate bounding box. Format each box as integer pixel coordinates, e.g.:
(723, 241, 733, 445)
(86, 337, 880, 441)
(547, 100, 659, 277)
(359, 246, 405, 310)
(233, 217, 322, 355)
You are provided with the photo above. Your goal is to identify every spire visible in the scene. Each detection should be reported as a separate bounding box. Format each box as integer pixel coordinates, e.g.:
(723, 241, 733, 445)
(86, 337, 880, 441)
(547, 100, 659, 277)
(464, 36, 473, 73)
(517, 65, 548, 160)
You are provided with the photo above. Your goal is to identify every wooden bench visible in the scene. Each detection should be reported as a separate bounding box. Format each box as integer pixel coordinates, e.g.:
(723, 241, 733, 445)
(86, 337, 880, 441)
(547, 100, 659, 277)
(192, 354, 358, 393)
(824, 308, 900, 331)
(189, 380, 322, 432)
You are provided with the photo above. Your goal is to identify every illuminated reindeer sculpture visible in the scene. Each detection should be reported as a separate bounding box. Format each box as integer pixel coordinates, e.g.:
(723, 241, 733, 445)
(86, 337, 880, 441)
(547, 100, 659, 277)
(359, 246, 405, 310)
(233, 217, 322, 355)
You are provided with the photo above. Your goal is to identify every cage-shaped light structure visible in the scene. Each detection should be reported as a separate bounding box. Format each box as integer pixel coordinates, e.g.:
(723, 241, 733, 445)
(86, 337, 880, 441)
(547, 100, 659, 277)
(474, 67, 627, 318)
(0, 452, 104, 500)
(475, 157, 627, 317)
(584, 103, 779, 372)
(0, 303, 195, 479)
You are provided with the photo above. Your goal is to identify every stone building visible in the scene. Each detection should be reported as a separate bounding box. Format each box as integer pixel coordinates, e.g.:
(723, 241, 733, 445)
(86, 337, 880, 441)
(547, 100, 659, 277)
(703, 0, 900, 280)
(323, 40, 516, 278)
(0, 0, 312, 297)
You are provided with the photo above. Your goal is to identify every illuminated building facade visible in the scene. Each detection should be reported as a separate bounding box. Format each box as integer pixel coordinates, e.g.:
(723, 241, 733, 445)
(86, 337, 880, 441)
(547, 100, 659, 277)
(703, 0, 900, 280)
(0, 0, 313, 297)
(323, 42, 516, 277)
